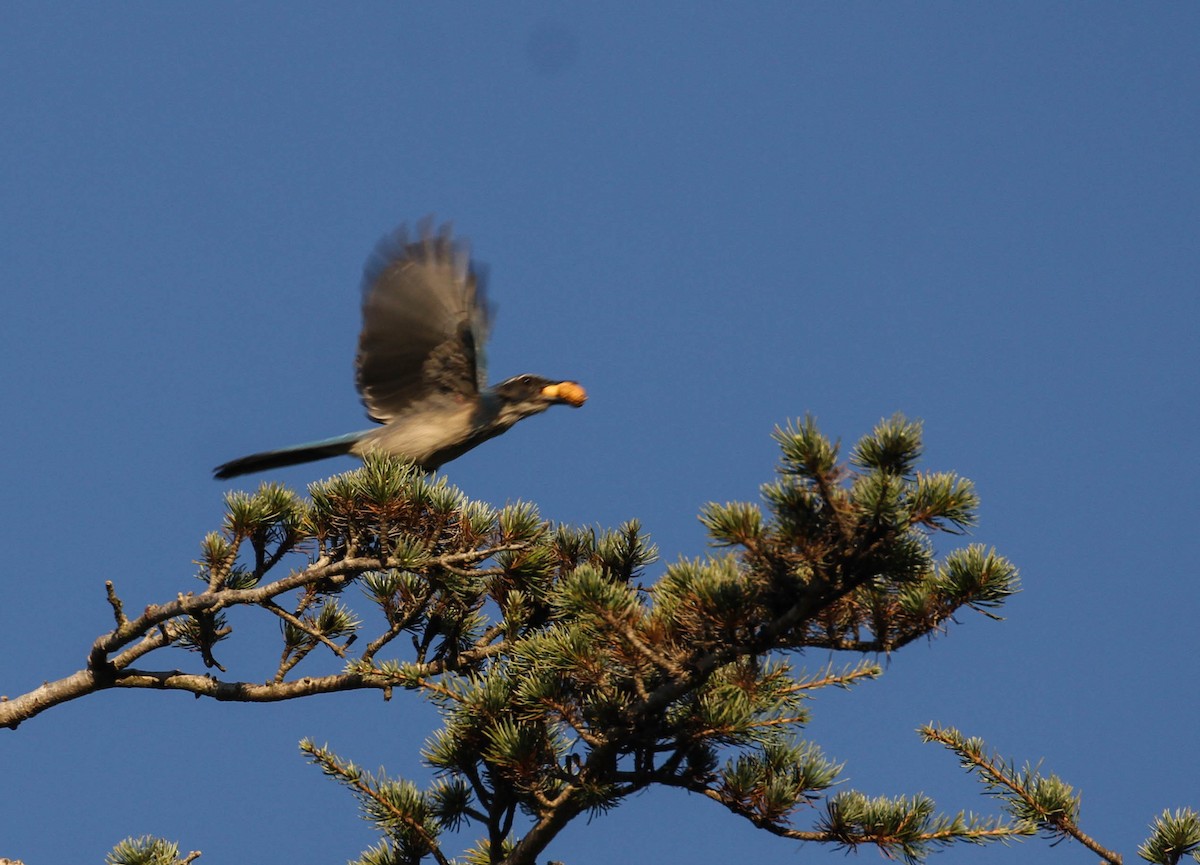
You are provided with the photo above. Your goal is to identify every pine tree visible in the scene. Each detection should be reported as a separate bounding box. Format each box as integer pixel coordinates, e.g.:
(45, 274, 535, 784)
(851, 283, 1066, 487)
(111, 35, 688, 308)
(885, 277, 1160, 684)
(4, 417, 1196, 865)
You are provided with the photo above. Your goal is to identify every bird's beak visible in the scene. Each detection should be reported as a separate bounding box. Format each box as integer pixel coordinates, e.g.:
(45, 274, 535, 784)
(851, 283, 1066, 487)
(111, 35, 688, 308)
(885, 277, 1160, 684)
(542, 381, 587, 407)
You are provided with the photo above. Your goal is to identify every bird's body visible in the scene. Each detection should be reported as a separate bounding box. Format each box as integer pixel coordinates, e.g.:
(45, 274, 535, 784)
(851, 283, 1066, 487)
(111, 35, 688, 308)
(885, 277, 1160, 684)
(214, 223, 585, 480)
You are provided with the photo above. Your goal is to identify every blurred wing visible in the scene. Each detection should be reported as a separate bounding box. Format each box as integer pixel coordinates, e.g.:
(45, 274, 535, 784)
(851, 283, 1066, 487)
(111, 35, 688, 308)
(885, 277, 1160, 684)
(355, 222, 492, 423)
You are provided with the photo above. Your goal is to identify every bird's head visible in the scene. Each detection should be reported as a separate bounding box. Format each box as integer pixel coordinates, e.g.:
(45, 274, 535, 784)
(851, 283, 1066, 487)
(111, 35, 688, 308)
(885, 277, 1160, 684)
(487, 374, 587, 426)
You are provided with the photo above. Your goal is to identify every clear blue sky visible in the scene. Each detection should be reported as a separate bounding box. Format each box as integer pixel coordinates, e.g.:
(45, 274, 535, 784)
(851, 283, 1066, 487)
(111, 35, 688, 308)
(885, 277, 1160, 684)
(2, 5, 1197, 863)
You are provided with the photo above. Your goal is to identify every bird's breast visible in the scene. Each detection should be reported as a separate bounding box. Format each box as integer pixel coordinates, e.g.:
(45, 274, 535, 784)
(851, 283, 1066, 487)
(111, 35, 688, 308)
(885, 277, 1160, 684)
(352, 401, 480, 469)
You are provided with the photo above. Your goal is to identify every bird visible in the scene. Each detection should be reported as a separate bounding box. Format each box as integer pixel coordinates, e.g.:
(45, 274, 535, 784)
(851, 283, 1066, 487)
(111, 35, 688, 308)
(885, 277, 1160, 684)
(213, 222, 586, 480)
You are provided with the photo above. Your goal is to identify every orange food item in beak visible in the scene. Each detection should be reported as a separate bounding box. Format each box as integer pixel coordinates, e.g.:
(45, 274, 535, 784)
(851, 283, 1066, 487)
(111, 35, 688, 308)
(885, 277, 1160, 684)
(543, 381, 587, 407)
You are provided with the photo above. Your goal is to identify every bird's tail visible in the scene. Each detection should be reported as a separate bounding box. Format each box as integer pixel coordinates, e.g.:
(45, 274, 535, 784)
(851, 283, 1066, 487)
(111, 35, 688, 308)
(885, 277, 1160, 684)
(213, 432, 366, 480)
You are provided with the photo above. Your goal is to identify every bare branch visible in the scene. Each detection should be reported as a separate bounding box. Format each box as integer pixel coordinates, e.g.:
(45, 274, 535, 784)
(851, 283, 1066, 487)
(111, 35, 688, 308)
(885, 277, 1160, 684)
(113, 669, 391, 702)
(2, 544, 526, 730)
(105, 581, 128, 627)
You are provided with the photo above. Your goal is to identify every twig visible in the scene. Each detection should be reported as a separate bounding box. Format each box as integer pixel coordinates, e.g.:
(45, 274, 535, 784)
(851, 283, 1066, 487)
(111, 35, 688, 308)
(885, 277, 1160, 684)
(104, 581, 128, 627)
(262, 600, 349, 658)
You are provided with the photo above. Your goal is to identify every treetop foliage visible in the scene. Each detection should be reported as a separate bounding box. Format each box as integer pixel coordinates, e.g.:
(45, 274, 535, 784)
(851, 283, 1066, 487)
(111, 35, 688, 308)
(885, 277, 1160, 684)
(13, 414, 1192, 864)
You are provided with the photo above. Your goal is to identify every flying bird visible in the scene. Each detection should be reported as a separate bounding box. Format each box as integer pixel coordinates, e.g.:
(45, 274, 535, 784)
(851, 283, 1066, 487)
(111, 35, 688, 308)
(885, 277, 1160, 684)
(213, 222, 586, 480)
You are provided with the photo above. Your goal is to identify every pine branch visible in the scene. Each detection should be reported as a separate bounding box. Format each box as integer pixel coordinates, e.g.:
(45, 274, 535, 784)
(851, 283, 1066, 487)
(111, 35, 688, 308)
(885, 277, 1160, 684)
(303, 742, 451, 865)
(693, 781, 1023, 850)
(1139, 809, 1200, 865)
(921, 724, 1122, 864)
(263, 599, 352, 659)
(781, 661, 883, 693)
(104, 835, 201, 865)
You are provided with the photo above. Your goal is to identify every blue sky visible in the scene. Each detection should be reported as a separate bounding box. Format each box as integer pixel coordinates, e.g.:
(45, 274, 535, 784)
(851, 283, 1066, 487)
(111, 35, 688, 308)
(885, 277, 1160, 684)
(2, 4, 1197, 863)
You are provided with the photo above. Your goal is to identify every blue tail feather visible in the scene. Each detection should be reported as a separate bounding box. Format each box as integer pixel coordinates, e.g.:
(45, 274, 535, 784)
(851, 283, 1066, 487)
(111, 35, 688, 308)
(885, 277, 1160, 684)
(213, 431, 367, 480)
